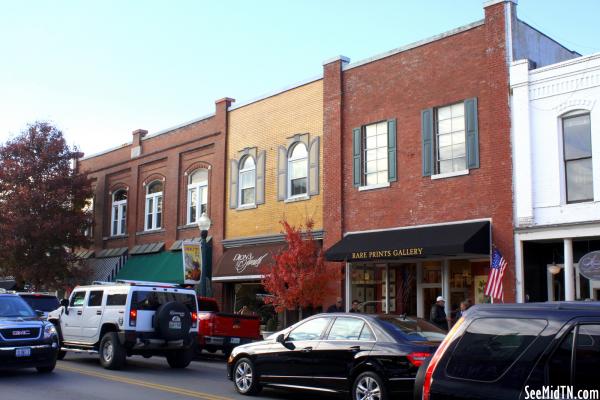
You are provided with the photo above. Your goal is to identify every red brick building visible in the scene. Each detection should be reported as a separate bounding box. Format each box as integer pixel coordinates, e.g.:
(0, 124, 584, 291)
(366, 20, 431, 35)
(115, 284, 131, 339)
(322, 0, 577, 318)
(78, 98, 233, 288)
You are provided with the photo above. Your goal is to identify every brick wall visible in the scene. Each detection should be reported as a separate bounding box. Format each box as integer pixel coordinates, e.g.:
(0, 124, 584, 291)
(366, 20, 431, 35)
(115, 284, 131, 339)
(225, 80, 324, 239)
(323, 1, 516, 302)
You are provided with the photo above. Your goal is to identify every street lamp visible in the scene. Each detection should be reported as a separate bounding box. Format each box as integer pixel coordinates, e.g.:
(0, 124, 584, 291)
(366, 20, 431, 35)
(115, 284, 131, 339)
(197, 213, 212, 297)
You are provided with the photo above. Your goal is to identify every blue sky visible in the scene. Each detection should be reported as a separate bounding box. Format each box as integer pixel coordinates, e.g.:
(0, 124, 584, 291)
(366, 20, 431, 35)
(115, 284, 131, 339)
(1, 0, 599, 156)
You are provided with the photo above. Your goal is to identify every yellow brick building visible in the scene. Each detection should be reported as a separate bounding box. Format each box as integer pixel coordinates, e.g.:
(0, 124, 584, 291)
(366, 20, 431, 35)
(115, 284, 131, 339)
(213, 78, 323, 316)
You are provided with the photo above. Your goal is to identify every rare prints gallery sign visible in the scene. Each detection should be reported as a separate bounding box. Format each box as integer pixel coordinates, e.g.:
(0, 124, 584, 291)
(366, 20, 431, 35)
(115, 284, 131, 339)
(351, 247, 424, 260)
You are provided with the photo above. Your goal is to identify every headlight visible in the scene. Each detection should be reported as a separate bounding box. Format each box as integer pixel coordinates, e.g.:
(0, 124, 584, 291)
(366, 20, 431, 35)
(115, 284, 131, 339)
(43, 324, 57, 339)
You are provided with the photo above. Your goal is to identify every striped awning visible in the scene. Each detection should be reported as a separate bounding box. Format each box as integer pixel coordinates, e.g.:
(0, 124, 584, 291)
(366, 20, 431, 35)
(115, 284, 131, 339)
(74, 249, 95, 259)
(86, 256, 127, 283)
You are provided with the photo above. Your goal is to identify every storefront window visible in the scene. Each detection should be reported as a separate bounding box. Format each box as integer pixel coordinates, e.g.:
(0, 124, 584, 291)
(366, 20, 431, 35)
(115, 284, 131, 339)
(350, 265, 381, 314)
(233, 283, 275, 327)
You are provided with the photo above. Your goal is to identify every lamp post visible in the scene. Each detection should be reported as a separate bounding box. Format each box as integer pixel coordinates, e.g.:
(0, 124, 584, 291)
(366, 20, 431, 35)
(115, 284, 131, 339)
(197, 212, 212, 297)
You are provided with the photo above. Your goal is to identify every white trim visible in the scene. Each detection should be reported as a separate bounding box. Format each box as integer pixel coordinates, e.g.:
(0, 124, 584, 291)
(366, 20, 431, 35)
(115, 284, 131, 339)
(212, 274, 263, 282)
(287, 142, 309, 199)
(343, 217, 492, 237)
(186, 170, 209, 225)
(431, 169, 469, 180)
(238, 155, 256, 207)
(343, 20, 484, 72)
(144, 182, 163, 231)
(358, 182, 390, 191)
(284, 195, 309, 203)
(236, 204, 257, 211)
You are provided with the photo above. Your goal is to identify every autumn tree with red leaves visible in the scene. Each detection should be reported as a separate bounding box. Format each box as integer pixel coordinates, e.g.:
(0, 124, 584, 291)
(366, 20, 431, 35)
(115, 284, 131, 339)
(260, 219, 340, 313)
(0, 122, 93, 289)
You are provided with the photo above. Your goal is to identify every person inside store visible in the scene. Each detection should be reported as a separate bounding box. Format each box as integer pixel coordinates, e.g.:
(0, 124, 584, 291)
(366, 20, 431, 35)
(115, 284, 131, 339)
(237, 305, 252, 315)
(349, 300, 361, 313)
(454, 299, 471, 321)
(327, 297, 344, 313)
(430, 296, 450, 331)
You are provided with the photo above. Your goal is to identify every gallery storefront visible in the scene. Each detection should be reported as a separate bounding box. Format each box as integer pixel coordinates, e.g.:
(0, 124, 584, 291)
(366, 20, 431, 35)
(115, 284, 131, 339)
(325, 220, 492, 319)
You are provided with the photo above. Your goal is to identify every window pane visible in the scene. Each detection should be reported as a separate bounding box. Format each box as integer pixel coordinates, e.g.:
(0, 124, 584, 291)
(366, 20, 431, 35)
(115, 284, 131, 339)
(114, 190, 127, 201)
(377, 171, 387, 184)
(288, 317, 330, 341)
(366, 173, 378, 186)
(453, 157, 466, 171)
(376, 121, 388, 135)
(376, 158, 387, 172)
(453, 143, 466, 158)
(376, 148, 387, 160)
(88, 291, 103, 307)
(70, 292, 86, 307)
(291, 178, 307, 196)
(566, 158, 593, 202)
(575, 324, 600, 388)
(366, 136, 377, 150)
(377, 133, 387, 147)
(146, 198, 153, 228)
(327, 318, 365, 340)
(365, 149, 377, 163)
(121, 205, 127, 235)
(290, 159, 307, 179)
(366, 160, 377, 174)
(439, 160, 453, 174)
(451, 102, 464, 117)
(439, 133, 452, 147)
(359, 325, 375, 341)
(241, 157, 255, 170)
(452, 131, 466, 144)
(438, 119, 452, 134)
(290, 143, 308, 159)
(240, 171, 255, 189)
(439, 145, 453, 161)
(148, 181, 163, 194)
(156, 211, 162, 228)
(438, 106, 451, 121)
(546, 330, 573, 386)
(564, 115, 592, 160)
(452, 117, 465, 132)
(157, 196, 163, 213)
(189, 169, 208, 184)
(365, 124, 376, 137)
(201, 187, 208, 205)
(189, 205, 197, 223)
(446, 318, 547, 381)
(242, 188, 255, 205)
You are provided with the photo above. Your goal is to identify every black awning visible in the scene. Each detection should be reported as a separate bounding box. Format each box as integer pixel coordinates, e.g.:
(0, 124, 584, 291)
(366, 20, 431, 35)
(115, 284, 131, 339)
(325, 221, 490, 262)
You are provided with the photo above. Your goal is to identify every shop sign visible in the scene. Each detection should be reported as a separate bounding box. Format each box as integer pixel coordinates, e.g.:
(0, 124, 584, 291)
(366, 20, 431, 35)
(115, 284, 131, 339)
(351, 247, 424, 260)
(579, 250, 600, 281)
(233, 253, 268, 274)
(182, 241, 202, 284)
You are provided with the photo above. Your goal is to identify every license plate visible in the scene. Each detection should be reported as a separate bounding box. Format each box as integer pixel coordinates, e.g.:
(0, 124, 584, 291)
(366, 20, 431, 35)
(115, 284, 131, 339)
(230, 337, 240, 344)
(16, 348, 31, 357)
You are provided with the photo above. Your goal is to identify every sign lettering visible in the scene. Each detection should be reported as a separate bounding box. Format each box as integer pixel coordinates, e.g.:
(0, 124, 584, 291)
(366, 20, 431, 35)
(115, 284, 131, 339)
(233, 253, 268, 274)
(351, 247, 424, 260)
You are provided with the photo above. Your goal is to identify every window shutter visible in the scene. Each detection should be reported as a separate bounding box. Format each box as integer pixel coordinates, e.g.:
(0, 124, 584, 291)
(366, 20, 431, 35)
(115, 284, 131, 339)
(465, 97, 479, 169)
(421, 108, 434, 176)
(387, 119, 397, 182)
(277, 145, 288, 201)
(256, 150, 266, 205)
(308, 136, 320, 196)
(229, 159, 239, 209)
(353, 127, 362, 186)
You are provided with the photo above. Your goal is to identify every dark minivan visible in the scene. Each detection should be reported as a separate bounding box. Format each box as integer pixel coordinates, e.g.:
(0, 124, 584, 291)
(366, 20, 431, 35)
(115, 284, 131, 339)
(416, 302, 600, 400)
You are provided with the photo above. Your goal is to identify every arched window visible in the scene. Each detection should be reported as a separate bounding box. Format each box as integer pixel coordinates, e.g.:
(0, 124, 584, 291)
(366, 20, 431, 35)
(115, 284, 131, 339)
(111, 190, 127, 236)
(562, 112, 593, 203)
(287, 143, 308, 197)
(187, 169, 208, 224)
(239, 156, 256, 206)
(145, 181, 163, 231)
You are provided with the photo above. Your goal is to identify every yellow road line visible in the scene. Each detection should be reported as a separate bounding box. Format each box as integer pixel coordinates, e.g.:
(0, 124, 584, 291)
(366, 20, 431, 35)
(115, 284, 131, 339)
(57, 364, 233, 400)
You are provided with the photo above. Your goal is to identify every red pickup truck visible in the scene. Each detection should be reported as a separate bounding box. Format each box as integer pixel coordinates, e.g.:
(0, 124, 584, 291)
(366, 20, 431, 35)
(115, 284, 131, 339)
(196, 297, 261, 356)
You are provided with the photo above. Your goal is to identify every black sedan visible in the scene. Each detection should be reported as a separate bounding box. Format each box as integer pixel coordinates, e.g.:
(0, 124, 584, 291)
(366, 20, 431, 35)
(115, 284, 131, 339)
(0, 292, 59, 372)
(227, 313, 445, 399)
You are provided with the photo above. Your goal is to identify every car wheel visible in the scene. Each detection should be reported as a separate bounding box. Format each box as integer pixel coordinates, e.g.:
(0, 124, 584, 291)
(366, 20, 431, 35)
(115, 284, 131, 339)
(99, 332, 126, 370)
(166, 349, 193, 369)
(352, 371, 387, 400)
(233, 358, 261, 396)
(36, 363, 56, 373)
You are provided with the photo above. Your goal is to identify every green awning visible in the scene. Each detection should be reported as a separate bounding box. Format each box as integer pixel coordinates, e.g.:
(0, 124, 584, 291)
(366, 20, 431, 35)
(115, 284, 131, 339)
(116, 252, 183, 284)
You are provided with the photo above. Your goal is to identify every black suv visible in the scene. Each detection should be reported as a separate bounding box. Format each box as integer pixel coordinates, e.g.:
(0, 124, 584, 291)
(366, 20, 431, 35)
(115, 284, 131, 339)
(0, 292, 59, 372)
(416, 302, 600, 400)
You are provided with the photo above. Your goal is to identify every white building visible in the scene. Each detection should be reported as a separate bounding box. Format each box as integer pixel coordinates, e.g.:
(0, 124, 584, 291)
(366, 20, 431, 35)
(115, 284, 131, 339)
(511, 53, 600, 302)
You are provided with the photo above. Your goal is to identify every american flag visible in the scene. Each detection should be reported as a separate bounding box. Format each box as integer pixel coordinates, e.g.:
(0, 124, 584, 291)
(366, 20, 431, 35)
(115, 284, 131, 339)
(485, 248, 507, 300)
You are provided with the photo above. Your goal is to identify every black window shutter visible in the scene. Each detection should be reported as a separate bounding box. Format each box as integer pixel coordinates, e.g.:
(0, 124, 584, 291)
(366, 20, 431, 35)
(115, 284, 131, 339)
(465, 97, 479, 169)
(353, 127, 362, 186)
(421, 109, 434, 176)
(387, 119, 397, 182)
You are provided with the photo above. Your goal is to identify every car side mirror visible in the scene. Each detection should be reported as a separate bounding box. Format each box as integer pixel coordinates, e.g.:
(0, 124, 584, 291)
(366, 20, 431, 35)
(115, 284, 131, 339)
(61, 299, 69, 314)
(276, 334, 285, 344)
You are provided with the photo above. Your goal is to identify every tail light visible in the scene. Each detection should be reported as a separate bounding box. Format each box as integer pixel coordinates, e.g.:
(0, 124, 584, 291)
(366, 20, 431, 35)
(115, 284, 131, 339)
(407, 352, 431, 367)
(422, 318, 465, 400)
(191, 311, 198, 328)
(129, 309, 137, 327)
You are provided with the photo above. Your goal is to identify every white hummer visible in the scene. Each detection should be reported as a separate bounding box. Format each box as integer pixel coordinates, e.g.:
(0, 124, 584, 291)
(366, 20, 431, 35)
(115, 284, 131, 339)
(48, 281, 198, 370)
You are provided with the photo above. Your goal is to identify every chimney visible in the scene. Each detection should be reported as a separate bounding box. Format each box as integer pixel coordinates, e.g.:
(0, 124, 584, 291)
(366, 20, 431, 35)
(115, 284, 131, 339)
(131, 129, 147, 159)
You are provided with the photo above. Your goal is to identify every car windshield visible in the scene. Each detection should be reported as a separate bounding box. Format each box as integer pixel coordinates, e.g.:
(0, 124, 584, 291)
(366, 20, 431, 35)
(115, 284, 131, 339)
(20, 295, 60, 312)
(378, 316, 446, 342)
(0, 296, 36, 318)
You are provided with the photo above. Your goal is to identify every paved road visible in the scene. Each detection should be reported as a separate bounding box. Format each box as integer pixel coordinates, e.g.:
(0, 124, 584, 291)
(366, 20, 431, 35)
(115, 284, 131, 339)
(0, 353, 341, 400)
